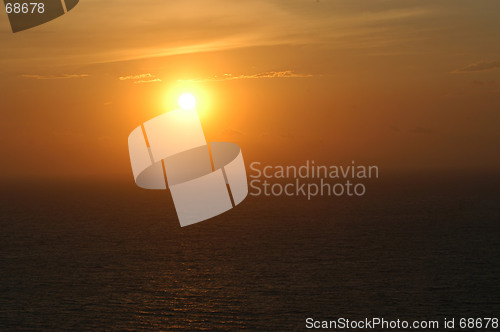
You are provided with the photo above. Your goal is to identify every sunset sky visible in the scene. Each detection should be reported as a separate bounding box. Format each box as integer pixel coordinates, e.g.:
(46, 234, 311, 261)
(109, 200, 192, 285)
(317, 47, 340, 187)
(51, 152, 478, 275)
(1, 0, 499, 180)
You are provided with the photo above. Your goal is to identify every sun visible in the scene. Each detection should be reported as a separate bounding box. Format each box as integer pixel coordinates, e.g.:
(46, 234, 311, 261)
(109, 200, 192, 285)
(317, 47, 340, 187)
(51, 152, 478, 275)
(178, 93, 197, 110)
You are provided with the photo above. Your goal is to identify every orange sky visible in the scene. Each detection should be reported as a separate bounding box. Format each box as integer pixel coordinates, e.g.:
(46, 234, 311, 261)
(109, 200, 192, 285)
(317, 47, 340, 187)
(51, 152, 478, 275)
(1, 0, 499, 180)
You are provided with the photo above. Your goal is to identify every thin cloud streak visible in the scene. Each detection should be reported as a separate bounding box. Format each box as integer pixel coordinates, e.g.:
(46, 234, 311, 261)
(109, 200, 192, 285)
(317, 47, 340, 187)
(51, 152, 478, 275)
(100, 7, 433, 65)
(454, 61, 500, 73)
(134, 79, 162, 84)
(1, 1, 436, 67)
(179, 70, 315, 83)
(119, 73, 162, 84)
(22, 74, 89, 80)
(119, 73, 155, 81)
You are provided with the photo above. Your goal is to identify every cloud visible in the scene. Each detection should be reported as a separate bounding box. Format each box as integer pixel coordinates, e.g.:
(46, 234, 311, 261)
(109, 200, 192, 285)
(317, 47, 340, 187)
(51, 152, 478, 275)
(119, 73, 162, 84)
(22, 74, 89, 80)
(133, 79, 162, 84)
(1, 0, 436, 68)
(454, 61, 500, 73)
(179, 70, 315, 83)
(119, 73, 154, 81)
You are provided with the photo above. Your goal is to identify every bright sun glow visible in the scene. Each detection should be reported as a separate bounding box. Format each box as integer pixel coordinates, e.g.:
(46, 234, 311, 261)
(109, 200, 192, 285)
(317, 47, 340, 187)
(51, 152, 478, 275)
(178, 93, 197, 110)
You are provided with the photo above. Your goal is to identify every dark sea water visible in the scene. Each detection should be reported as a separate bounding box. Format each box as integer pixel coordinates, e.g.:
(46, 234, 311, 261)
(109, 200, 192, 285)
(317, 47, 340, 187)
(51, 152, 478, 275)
(0, 174, 499, 331)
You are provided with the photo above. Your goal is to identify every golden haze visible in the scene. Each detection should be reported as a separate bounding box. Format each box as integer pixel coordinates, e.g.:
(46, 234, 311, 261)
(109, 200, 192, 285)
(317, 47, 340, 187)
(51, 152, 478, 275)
(0, 1, 499, 180)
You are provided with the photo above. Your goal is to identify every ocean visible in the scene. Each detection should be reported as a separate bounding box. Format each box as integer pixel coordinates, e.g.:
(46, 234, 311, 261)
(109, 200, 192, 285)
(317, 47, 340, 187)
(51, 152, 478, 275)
(1, 174, 499, 330)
